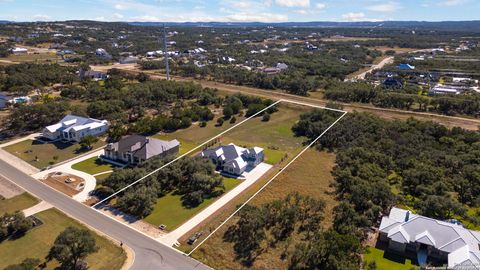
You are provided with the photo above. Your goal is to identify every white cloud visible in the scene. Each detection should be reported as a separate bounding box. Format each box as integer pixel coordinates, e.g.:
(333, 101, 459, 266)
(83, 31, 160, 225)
(439, 0, 466, 6)
(33, 14, 51, 21)
(316, 2, 326, 9)
(223, 12, 287, 22)
(342, 12, 366, 22)
(113, 13, 124, 19)
(366, 2, 401, 13)
(275, 0, 309, 8)
(129, 15, 161, 21)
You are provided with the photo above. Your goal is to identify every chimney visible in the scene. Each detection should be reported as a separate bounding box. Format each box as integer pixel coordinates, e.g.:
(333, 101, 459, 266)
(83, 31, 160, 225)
(405, 211, 410, 222)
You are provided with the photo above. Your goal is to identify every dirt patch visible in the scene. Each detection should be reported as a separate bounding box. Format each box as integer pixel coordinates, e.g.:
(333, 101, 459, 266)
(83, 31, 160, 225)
(42, 172, 84, 197)
(97, 205, 166, 238)
(0, 176, 23, 199)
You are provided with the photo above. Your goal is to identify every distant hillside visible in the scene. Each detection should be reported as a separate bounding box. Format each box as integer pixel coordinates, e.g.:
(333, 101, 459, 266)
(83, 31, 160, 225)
(130, 21, 480, 31)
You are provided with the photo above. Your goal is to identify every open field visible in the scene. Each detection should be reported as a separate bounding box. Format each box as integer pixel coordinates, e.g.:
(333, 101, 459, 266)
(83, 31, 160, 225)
(181, 149, 338, 270)
(72, 157, 117, 175)
(154, 102, 308, 162)
(0, 208, 126, 270)
(3, 139, 105, 169)
(364, 246, 419, 270)
(3, 52, 61, 63)
(0, 192, 39, 215)
(144, 177, 240, 230)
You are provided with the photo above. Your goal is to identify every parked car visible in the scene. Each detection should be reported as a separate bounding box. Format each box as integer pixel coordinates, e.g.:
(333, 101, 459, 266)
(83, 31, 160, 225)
(187, 231, 203, 245)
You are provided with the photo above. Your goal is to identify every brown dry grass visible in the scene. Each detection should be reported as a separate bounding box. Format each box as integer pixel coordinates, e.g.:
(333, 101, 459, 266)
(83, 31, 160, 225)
(183, 149, 337, 270)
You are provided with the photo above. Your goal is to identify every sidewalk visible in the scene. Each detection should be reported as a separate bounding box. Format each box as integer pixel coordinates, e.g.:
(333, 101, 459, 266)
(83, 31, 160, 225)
(23, 201, 53, 217)
(159, 162, 272, 246)
(0, 148, 39, 175)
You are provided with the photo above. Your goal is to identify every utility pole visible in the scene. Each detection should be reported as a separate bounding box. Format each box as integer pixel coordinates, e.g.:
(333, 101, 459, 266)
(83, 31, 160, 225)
(163, 24, 170, 80)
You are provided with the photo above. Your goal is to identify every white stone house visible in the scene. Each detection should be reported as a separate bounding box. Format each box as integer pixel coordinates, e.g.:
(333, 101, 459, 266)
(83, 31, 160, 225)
(200, 143, 264, 176)
(42, 115, 108, 142)
(379, 207, 480, 269)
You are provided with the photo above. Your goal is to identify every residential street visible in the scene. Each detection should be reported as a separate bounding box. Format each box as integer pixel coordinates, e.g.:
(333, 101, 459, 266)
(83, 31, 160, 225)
(0, 158, 210, 270)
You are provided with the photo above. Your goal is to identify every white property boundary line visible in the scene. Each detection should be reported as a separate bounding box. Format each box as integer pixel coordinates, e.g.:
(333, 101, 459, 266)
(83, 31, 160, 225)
(187, 110, 348, 256)
(92, 100, 282, 207)
(93, 99, 344, 208)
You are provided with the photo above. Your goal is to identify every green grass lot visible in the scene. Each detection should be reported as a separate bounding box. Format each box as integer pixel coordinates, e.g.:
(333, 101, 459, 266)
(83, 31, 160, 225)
(364, 247, 418, 270)
(151, 135, 198, 156)
(95, 172, 112, 183)
(72, 157, 117, 175)
(0, 208, 126, 270)
(144, 177, 240, 230)
(6, 53, 60, 63)
(3, 139, 105, 169)
(154, 103, 309, 164)
(0, 193, 39, 215)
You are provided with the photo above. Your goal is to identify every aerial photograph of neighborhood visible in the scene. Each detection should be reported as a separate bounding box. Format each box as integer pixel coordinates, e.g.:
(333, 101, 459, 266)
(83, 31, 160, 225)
(0, 0, 479, 269)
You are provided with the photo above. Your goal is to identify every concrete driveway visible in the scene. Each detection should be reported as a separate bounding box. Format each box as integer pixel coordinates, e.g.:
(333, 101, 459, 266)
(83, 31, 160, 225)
(32, 149, 105, 202)
(159, 162, 273, 246)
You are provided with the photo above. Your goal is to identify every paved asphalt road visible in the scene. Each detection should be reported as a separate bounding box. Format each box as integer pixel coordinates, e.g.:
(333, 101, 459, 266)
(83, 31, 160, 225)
(0, 159, 210, 270)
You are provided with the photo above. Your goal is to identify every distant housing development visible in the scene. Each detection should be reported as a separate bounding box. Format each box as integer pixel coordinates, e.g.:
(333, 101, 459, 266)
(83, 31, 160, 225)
(42, 114, 108, 142)
(379, 207, 480, 269)
(104, 135, 179, 165)
(200, 143, 264, 176)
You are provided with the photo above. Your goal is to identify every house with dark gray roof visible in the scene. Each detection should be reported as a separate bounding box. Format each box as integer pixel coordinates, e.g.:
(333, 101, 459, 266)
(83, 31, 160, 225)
(104, 135, 179, 165)
(200, 143, 264, 176)
(379, 207, 480, 269)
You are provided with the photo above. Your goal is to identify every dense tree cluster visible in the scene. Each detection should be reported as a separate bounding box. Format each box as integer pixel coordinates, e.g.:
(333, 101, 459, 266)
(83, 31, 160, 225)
(324, 82, 480, 117)
(98, 156, 225, 218)
(0, 63, 77, 94)
(293, 110, 480, 233)
(224, 193, 361, 269)
(0, 212, 33, 241)
(1, 100, 70, 138)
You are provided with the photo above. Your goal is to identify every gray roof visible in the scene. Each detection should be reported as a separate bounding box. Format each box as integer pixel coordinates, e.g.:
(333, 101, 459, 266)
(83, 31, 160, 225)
(380, 207, 480, 269)
(110, 135, 179, 160)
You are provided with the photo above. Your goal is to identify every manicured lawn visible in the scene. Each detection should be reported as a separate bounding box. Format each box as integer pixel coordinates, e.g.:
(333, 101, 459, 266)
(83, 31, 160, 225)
(364, 247, 419, 270)
(154, 103, 309, 166)
(151, 135, 198, 156)
(72, 157, 117, 175)
(0, 192, 39, 215)
(3, 139, 105, 169)
(144, 177, 240, 230)
(0, 208, 126, 270)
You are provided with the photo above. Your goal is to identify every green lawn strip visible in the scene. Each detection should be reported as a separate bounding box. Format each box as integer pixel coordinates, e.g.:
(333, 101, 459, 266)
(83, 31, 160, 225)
(3, 139, 105, 169)
(0, 193, 39, 215)
(72, 157, 117, 175)
(364, 246, 418, 270)
(0, 208, 126, 270)
(144, 177, 240, 230)
(151, 135, 198, 156)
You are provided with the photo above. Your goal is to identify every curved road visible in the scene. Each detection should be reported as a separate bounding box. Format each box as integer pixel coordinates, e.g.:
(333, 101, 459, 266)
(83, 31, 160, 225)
(0, 159, 210, 270)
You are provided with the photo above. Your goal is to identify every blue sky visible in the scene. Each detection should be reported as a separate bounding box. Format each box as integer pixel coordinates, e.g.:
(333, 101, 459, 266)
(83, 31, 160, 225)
(0, 0, 478, 22)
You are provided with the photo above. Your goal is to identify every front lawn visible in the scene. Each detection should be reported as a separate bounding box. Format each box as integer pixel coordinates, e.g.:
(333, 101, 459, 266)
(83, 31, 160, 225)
(72, 157, 117, 175)
(0, 208, 126, 270)
(364, 246, 419, 270)
(3, 139, 105, 169)
(144, 177, 240, 230)
(0, 192, 39, 215)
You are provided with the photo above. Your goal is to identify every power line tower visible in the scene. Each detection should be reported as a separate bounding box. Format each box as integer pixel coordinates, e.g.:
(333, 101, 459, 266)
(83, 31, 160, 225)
(163, 24, 170, 80)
